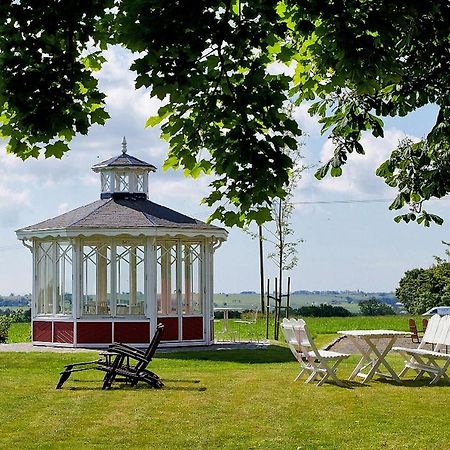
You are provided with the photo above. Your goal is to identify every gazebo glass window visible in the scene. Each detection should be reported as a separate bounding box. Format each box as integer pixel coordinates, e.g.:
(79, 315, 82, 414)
(82, 244, 111, 316)
(36, 242, 55, 315)
(136, 174, 145, 192)
(101, 173, 111, 192)
(56, 243, 73, 314)
(81, 241, 146, 317)
(157, 242, 178, 315)
(182, 243, 202, 314)
(116, 173, 129, 192)
(115, 245, 145, 316)
(156, 241, 203, 316)
(36, 241, 72, 315)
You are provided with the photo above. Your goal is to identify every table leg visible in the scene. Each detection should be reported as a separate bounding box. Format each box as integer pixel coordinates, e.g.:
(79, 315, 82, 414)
(223, 310, 229, 332)
(348, 336, 373, 380)
(362, 336, 400, 383)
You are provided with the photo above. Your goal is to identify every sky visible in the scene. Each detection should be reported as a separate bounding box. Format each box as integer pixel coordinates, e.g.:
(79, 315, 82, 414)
(1, 47, 449, 295)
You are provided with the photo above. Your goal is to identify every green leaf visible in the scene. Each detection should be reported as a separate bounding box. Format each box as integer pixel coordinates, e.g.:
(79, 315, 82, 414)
(162, 156, 180, 171)
(44, 141, 69, 159)
(330, 166, 342, 177)
(145, 110, 171, 128)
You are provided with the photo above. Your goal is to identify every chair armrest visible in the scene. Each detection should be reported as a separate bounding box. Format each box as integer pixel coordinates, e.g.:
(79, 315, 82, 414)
(108, 342, 145, 355)
(107, 347, 148, 363)
(64, 360, 102, 368)
(109, 343, 146, 359)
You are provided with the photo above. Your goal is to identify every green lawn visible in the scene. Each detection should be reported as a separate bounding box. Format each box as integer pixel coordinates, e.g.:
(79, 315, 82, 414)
(0, 346, 449, 449)
(8, 322, 31, 343)
(215, 314, 420, 343)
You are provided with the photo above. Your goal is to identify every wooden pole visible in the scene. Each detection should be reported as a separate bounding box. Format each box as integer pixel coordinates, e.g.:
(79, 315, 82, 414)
(274, 277, 279, 340)
(258, 225, 265, 315)
(265, 278, 270, 340)
(286, 276, 291, 318)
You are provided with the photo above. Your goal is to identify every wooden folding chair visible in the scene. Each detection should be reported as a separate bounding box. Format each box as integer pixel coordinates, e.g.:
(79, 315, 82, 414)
(394, 315, 450, 384)
(102, 323, 165, 389)
(282, 318, 349, 386)
(281, 318, 308, 381)
(409, 318, 420, 344)
(56, 324, 165, 389)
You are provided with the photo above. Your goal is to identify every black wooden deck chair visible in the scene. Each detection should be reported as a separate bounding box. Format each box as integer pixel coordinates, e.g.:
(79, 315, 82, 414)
(101, 323, 164, 389)
(56, 323, 165, 390)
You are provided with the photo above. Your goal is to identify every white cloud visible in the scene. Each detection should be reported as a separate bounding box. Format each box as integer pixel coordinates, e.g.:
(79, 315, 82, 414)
(97, 47, 164, 122)
(296, 128, 416, 201)
(292, 102, 321, 135)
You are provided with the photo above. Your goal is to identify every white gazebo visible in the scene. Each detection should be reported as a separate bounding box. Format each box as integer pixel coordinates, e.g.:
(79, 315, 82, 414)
(16, 139, 227, 347)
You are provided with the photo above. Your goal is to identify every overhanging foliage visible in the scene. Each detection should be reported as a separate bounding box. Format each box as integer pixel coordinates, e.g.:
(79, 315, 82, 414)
(1, 1, 450, 226)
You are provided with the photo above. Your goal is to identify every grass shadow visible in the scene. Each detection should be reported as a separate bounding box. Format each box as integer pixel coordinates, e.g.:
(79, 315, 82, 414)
(156, 345, 293, 364)
(374, 377, 450, 388)
(65, 380, 205, 392)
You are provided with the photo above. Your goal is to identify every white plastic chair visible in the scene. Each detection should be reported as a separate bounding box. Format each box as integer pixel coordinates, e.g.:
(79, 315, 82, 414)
(282, 318, 350, 386)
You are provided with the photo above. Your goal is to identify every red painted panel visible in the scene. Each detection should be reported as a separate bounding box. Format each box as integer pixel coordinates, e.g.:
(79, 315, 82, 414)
(54, 322, 74, 344)
(114, 322, 150, 343)
(33, 321, 52, 342)
(158, 317, 179, 341)
(183, 317, 203, 340)
(77, 322, 112, 344)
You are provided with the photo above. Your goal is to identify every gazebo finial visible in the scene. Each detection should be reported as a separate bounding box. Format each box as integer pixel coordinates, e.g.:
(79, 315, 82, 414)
(121, 136, 127, 154)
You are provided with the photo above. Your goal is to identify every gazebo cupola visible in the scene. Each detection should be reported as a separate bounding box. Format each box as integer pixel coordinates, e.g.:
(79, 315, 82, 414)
(16, 139, 227, 348)
(92, 137, 156, 200)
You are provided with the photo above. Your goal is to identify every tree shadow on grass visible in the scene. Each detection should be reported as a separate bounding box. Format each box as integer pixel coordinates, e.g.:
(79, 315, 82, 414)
(155, 345, 295, 364)
(374, 377, 450, 388)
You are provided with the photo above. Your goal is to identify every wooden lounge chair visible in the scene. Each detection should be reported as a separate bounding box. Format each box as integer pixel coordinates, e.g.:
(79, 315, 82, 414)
(56, 324, 164, 390)
(393, 315, 450, 385)
(422, 318, 428, 334)
(282, 318, 350, 387)
(409, 318, 420, 344)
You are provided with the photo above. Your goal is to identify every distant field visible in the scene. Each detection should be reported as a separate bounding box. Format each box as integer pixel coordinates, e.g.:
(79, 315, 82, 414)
(213, 292, 396, 314)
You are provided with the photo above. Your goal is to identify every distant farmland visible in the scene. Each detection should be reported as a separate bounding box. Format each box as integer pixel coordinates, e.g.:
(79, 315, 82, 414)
(213, 291, 397, 314)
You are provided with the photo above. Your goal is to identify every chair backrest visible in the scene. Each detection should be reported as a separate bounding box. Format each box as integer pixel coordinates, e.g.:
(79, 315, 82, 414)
(291, 318, 320, 362)
(142, 323, 165, 363)
(442, 315, 450, 347)
(409, 319, 420, 343)
(422, 318, 428, 333)
(421, 314, 441, 347)
(281, 318, 302, 361)
(435, 315, 450, 350)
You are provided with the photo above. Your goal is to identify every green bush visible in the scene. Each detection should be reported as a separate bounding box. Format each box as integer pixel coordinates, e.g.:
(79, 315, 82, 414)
(396, 261, 450, 314)
(291, 303, 352, 317)
(0, 316, 12, 343)
(359, 298, 395, 316)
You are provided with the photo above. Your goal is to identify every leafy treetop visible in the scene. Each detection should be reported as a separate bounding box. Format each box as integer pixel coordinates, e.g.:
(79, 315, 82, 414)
(1, 1, 450, 227)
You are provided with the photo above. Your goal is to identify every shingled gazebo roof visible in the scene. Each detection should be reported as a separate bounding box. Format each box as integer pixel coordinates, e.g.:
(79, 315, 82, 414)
(16, 198, 226, 240)
(91, 153, 157, 171)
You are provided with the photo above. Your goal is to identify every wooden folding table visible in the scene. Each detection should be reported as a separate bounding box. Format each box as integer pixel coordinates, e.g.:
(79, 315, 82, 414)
(337, 330, 409, 384)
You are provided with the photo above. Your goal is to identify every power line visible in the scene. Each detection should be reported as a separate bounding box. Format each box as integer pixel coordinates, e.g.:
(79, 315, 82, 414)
(293, 198, 391, 205)
(293, 197, 450, 206)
